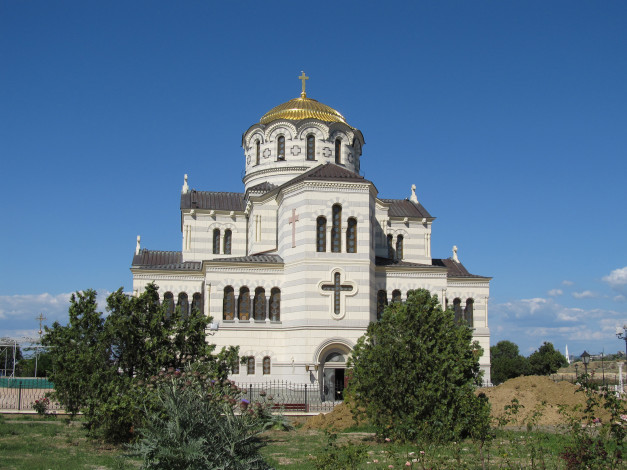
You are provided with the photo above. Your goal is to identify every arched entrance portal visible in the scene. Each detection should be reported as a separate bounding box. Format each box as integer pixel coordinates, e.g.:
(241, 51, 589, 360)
(317, 343, 351, 402)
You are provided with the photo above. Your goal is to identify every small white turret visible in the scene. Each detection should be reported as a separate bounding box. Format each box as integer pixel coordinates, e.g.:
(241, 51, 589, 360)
(182, 174, 189, 194)
(452, 245, 459, 263)
(135, 235, 141, 255)
(410, 184, 418, 203)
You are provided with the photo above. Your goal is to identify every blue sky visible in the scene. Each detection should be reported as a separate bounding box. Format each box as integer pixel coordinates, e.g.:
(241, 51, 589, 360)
(1, 1, 626, 357)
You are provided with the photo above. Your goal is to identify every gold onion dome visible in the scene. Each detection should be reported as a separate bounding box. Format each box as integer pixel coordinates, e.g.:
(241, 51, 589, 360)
(259, 72, 348, 125)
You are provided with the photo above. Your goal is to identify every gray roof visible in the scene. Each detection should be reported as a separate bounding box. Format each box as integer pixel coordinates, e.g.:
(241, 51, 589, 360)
(431, 258, 489, 278)
(211, 254, 284, 264)
(380, 199, 432, 218)
(281, 163, 370, 189)
(132, 250, 201, 271)
(181, 191, 245, 211)
(377, 256, 488, 279)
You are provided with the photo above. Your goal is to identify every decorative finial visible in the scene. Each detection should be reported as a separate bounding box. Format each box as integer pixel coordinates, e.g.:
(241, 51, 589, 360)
(182, 174, 189, 194)
(299, 71, 309, 98)
(36, 313, 46, 337)
(410, 184, 418, 203)
(452, 245, 459, 263)
(136, 235, 141, 255)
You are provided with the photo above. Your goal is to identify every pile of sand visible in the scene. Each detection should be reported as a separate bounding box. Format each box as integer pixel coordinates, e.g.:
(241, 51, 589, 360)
(304, 376, 610, 431)
(479, 375, 610, 427)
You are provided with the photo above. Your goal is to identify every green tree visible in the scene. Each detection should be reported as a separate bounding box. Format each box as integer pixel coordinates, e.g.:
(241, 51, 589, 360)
(490, 340, 529, 385)
(43, 284, 239, 441)
(16, 350, 54, 377)
(347, 288, 486, 442)
(41, 290, 112, 416)
(527, 341, 568, 376)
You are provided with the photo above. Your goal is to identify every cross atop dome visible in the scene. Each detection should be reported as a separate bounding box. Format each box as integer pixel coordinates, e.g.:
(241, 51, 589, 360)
(299, 71, 309, 98)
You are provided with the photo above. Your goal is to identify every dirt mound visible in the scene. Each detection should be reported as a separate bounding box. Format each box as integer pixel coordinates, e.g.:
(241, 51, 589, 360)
(304, 376, 609, 431)
(478, 375, 610, 427)
(301, 403, 365, 431)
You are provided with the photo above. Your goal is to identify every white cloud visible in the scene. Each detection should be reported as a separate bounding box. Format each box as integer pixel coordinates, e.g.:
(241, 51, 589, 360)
(614, 295, 626, 302)
(548, 289, 563, 296)
(562, 280, 574, 286)
(0, 290, 112, 340)
(572, 290, 597, 299)
(603, 267, 627, 297)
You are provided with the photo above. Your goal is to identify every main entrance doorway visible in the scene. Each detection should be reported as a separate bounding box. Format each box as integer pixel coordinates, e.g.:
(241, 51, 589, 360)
(321, 351, 346, 402)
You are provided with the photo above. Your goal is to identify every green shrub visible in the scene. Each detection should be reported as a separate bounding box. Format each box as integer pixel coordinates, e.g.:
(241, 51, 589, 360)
(131, 366, 271, 469)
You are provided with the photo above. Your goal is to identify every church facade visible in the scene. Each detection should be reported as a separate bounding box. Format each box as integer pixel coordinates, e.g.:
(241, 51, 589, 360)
(131, 75, 491, 399)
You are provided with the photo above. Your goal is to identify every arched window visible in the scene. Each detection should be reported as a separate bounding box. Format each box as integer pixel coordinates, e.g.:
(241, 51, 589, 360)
(346, 218, 357, 253)
(396, 235, 404, 260)
(254, 287, 266, 321)
(213, 228, 220, 254)
(263, 356, 271, 375)
(464, 298, 474, 327)
(377, 290, 387, 320)
(163, 292, 174, 320)
(191, 292, 202, 314)
(387, 234, 394, 259)
(178, 292, 189, 318)
(223, 286, 235, 320)
(335, 138, 341, 164)
(270, 288, 281, 321)
(453, 298, 463, 324)
(392, 289, 402, 303)
(224, 229, 232, 255)
(247, 356, 255, 375)
(232, 359, 239, 375)
(306, 134, 315, 160)
(316, 216, 327, 252)
(238, 287, 250, 321)
(331, 204, 341, 253)
(277, 136, 285, 160)
(255, 140, 260, 165)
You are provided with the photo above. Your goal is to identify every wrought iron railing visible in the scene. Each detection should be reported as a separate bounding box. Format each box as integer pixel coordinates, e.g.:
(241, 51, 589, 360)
(236, 380, 340, 413)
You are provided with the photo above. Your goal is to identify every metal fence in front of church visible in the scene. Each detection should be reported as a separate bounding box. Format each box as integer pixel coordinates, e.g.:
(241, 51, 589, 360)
(0, 377, 62, 412)
(236, 380, 339, 413)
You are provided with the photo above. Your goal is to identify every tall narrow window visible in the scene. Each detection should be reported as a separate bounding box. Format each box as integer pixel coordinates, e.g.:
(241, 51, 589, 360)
(453, 298, 463, 324)
(346, 218, 357, 253)
(178, 292, 189, 318)
(387, 234, 394, 259)
(164, 292, 174, 320)
(247, 356, 255, 375)
(270, 288, 281, 321)
(316, 216, 327, 252)
(377, 290, 387, 320)
(396, 235, 404, 260)
(392, 289, 402, 303)
(331, 204, 341, 253)
(223, 286, 235, 320)
(255, 140, 260, 165)
(253, 287, 266, 321)
(335, 138, 341, 164)
(277, 136, 285, 160)
(306, 134, 315, 160)
(464, 298, 474, 327)
(263, 356, 271, 375)
(213, 229, 220, 254)
(224, 229, 232, 255)
(232, 360, 239, 375)
(191, 292, 202, 314)
(238, 287, 250, 321)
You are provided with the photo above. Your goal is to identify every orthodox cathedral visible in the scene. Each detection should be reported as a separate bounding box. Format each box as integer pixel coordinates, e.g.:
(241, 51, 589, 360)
(131, 74, 491, 399)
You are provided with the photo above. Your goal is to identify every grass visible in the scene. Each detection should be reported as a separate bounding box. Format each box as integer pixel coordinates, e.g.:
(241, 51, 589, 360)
(0, 413, 595, 469)
(0, 414, 139, 470)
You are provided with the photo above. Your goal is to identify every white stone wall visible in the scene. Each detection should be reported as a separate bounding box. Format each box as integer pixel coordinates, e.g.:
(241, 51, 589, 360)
(181, 210, 247, 262)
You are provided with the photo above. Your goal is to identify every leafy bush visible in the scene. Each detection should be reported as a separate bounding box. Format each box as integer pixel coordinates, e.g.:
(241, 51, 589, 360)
(347, 288, 488, 442)
(131, 365, 271, 469)
(32, 396, 50, 416)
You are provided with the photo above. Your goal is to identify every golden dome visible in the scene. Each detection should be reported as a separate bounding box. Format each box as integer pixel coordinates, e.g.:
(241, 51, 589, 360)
(260, 96, 348, 125)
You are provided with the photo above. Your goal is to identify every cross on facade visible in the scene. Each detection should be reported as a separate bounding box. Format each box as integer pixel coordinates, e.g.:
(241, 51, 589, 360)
(321, 272, 354, 315)
(288, 208, 299, 248)
(299, 71, 309, 97)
